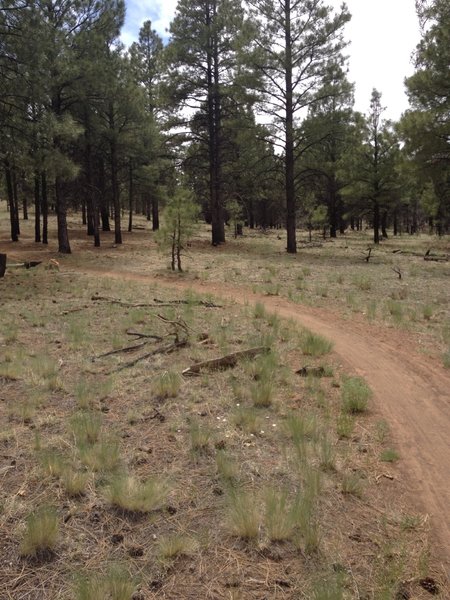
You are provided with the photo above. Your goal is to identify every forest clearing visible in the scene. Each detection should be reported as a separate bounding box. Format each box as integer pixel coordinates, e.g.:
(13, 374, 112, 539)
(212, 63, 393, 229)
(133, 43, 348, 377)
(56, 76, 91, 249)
(1, 209, 449, 599)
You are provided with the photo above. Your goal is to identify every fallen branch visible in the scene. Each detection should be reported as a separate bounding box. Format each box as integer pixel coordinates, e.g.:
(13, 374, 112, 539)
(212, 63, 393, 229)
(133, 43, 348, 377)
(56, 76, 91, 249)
(182, 346, 270, 376)
(95, 340, 150, 359)
(375, 473, 395, 483)
(115, 339, 189, 372)
(392, 267, 402, 280)
(363, 247, 372, 263)
(126, 330, 164, 341)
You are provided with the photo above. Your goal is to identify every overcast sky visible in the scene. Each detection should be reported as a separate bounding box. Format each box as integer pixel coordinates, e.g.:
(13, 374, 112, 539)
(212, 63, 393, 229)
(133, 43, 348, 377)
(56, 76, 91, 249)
(121, 0, 421, 121)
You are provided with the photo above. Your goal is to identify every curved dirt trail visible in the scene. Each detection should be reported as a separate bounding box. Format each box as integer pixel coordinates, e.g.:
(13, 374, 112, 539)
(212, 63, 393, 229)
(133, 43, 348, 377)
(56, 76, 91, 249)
(77, 267, 450, 573)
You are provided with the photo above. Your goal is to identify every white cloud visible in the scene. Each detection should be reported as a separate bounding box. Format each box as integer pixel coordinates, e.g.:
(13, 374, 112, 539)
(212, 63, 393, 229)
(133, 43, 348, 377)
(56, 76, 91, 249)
(122, 0, 178, 44)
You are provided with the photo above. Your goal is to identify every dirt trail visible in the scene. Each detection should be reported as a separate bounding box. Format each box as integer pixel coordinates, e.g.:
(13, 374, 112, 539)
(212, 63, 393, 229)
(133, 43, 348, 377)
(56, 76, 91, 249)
(76, 266, 450, 573)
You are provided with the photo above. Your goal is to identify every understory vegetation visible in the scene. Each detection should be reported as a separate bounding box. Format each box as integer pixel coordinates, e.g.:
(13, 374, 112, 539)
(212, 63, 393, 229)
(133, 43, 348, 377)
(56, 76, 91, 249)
(0, 228, 446, 597)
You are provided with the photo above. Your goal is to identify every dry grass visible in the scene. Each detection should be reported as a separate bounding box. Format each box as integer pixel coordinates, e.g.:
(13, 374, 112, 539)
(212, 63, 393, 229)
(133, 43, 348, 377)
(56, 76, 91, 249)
(0, 211, 446, 599)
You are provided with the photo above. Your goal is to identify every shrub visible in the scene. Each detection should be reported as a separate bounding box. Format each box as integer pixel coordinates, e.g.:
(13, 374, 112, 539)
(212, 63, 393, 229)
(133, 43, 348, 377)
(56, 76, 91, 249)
(253, 302, 266, 319)
(341, 377, 371, 414)
(20, 505, 59, 557)
(106, 475, 169, 514)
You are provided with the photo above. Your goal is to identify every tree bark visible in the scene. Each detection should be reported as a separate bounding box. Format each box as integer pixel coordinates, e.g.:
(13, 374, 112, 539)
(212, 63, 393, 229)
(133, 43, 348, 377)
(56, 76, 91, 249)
(5, 161, 19, 242)
(41, 172, 48, 245)
(0, 254, 6, 278)
(109, 103, 122, 244)
(152, 196, 159, 230)
(128, 162, 133, 233)
(381, 210, 388, 238)
(55, 176, 71, 253)
(284, 0, 296, 253)
(34, 172, 41, 242)
(373, 200, 380, 244)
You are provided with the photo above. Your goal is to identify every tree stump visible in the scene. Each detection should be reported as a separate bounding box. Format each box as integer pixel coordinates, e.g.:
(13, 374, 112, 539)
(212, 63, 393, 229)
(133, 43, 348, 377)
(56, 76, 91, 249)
(0, 254, 6, 278)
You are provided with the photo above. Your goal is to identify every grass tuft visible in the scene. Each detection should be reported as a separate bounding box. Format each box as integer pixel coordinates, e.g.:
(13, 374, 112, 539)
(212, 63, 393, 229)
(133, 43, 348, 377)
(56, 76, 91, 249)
(106, 475, 169, 514)
(227, 488, 260, 540)
(20, 505, 59, 558)
(158, 534, 197, 561)
(341, 377, 371, 414)
(380, 448, 400, 463)
(153, 370, 182, 399)
(299, 331, 333, 356)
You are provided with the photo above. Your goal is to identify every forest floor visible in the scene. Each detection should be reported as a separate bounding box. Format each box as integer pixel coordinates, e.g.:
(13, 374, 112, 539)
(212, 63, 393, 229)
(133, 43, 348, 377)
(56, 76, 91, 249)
(0, 208, 449, 599)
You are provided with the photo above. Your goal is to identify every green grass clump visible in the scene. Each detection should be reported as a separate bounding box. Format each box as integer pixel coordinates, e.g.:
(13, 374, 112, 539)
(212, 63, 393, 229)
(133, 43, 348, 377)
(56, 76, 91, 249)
(60, 468, 89, 497)
(227, 489, 260, 540)
(342, 473, 364, 498)
(422, 304, 433, 320)
(158, 534, 197, 561)
(318, 434, 336, 472)
(353, 274, 372, 291)
(70, 412, 102, 447)
(75, 566, 137, 600)
(443, 348, 450, 369)
(216, 450, 238, 484)
(250, 378, 274, 408)
(232, 405, 260, 434)
(299, 331, 333, 357)
(79, 436, 121, 472)
(380, 448, 400, 463)
(153, 370, 182, 399)
(386, 299, 403, 323)
(39, 449, 67, 477)
(341, 377, 371, 414)
(264, 488, 296, 541)
(253, 302, 267, 319)
(189, 420, 211, 452)
(20, 505, 59, 557)
(106, 475, 169, 514)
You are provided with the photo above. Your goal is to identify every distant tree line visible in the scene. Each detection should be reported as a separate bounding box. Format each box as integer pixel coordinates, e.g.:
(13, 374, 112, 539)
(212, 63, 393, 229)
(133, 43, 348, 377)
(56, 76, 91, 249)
(1, 0, 448, 254)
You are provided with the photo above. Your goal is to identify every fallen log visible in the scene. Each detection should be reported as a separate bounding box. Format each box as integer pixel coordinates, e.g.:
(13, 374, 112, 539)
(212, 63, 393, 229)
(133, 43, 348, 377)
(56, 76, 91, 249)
(295, 366, 330, 378)
(0, 254, 6, 278)
(91, 295, 222, 308)
(424, 255, 448, 262)
(182, 346, 270, 376)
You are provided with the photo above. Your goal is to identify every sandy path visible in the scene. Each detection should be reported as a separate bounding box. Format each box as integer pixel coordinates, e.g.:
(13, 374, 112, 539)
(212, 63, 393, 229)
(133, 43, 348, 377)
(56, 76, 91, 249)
(76, 266, 450, 574)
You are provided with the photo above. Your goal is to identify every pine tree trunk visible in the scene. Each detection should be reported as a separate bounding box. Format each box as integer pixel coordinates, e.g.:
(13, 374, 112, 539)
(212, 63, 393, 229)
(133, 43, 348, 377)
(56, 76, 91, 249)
(109, 103, 122, 244)
(373, 200, 380, 244)
(284, 0, 296, 254)
(128, 163, 133, 233)
(55, 176, 71, 253)
(41, 172, 48, 245)
(23, 192, 28, 220)
(381, 210, 388, 238)
(146, 197, 151, 221)
(34, 172, 41, 242)
(12, 169, 20, 236)
(5, 161, 19, 242)
(152, 196, 159, 230)
(0, 254, 6, 278)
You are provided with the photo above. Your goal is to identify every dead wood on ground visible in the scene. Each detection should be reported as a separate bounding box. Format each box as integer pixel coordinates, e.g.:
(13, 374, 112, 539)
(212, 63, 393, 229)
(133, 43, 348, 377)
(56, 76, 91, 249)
(91, 295, 222, 308)
(182, 346, 270, 376)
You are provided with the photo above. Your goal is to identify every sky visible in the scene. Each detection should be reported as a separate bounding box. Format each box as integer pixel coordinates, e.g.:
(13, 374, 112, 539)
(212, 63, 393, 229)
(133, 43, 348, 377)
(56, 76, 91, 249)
(121, 0, 421, 121)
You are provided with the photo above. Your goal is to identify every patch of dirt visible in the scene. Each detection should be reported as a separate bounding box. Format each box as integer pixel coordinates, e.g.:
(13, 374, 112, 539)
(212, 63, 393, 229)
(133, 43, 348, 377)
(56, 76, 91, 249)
(74, 265, 450, 576)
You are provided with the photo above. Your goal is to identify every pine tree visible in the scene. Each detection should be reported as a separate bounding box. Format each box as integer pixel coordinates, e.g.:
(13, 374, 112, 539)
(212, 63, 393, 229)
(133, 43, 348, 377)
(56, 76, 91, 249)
(246, 0, 350, 252)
